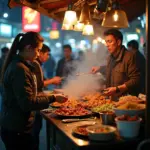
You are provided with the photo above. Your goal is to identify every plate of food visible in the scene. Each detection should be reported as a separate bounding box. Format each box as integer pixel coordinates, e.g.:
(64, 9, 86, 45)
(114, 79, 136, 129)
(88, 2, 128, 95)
(72, 124, 95, 138)
(53, 107, 93, 118)
(86, 125, 117, 141)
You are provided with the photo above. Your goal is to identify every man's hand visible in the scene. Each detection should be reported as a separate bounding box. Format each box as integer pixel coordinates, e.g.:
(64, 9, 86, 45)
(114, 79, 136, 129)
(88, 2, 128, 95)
(91, 66, 100, 74)
(103, 87, 117, 96)
(51, 76, 62, 85)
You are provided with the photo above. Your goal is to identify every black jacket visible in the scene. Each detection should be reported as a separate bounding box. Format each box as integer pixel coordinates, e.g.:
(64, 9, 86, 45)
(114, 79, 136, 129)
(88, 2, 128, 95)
(56, 57, 74, 77)
(0, 55, 53, 133)
(33, 59, 44, 92)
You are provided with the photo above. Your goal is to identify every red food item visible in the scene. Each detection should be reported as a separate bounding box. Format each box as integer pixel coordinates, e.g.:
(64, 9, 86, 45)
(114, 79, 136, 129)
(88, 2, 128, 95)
(54, 107, 91, 116)
(76, 126, 88, 135)
(117, 115, 139, 121)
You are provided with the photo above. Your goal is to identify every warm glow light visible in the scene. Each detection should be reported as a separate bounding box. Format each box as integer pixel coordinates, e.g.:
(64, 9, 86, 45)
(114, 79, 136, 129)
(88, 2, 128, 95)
(49, 30, 59, 39)
(97, 37, 102, 42)
(61, 23, 73, 30)
(77, 139, 85, 146)
(74, 22, 84, 31)
(102, 40, 106, 45)
(113, 12, 119, 21)
(101, 10, 129, 28)
(63, 10, 77, 26)
(82, 24, 94, 35)
(93, 39, 98, 44)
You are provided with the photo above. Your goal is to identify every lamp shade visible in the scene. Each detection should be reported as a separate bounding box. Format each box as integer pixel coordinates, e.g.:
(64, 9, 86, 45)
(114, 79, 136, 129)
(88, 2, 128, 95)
(61, 22, 73, 30)
(74, 22, 84, 31)
(63, 10, 77, 26)
(82, 24, 94, 35)
(79, 2, 91, 24)
(101, 9, 129, 28)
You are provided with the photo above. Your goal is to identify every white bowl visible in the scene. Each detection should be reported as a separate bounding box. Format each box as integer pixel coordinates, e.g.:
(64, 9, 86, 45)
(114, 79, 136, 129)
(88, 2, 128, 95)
(86, 125, 116, 141)
(115, 117, 142, 138)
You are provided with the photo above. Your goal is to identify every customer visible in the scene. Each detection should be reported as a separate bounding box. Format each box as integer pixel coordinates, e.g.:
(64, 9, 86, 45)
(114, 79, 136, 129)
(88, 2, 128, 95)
(91, 29, 140, 100)
(56, 44, 75, 86)
(0, 32, 67, 150)
(32, 44, 62, 150)
(127, 40, 146, 94)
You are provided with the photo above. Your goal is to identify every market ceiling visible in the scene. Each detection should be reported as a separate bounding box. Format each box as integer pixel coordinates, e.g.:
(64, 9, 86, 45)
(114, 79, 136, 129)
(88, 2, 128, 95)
(8, 0, 145, 23)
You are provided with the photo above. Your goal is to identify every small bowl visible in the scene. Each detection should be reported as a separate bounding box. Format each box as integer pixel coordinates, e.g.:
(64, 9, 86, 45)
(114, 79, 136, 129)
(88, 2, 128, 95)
(115, 117, 142, 138)
(86, 125, 116, 141)
(100, 111, 115, 125)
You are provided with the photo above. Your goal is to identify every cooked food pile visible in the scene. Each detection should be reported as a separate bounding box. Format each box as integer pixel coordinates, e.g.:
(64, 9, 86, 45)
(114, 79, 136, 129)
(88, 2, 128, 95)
(51, 92, 114, 109)
(90, 126, 111, 133)
(54, 107, 91, 116)
(74, 125, 90, 136)
(92, 104, 114, 113)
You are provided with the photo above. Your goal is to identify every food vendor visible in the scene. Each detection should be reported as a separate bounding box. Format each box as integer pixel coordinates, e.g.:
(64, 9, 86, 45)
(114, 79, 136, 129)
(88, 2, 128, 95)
(91, 29, 140, 100)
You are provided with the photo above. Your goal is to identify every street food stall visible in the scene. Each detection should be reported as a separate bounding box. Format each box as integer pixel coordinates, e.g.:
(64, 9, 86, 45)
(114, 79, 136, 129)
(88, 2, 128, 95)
(8, 0, 150, 150)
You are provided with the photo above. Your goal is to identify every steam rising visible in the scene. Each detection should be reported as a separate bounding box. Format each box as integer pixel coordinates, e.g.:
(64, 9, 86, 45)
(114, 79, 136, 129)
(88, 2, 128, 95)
(62, 44, 108, 98)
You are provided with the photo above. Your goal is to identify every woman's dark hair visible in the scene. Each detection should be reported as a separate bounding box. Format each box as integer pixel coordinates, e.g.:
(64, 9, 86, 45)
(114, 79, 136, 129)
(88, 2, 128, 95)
(0, 31, 44, 83)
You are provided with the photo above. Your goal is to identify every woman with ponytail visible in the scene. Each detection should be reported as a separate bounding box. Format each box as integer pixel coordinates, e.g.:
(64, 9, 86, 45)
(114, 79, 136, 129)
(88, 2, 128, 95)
(0, 32, 67, 150)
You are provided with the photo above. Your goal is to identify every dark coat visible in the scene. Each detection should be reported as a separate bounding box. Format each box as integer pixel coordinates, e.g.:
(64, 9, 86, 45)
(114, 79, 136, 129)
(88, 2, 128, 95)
(33, 59, 44, 92)
(56, 57, 74, 77)
(0, 55, 52, 133)
(133, 50, 146, 94)
(106, 46, 140, 98)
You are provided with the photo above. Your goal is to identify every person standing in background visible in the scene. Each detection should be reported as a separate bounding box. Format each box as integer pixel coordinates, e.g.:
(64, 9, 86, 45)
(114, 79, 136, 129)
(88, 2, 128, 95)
(56, 44, 75, 86)
(127, 40, 146, 94)
(32, 44, 62, 150)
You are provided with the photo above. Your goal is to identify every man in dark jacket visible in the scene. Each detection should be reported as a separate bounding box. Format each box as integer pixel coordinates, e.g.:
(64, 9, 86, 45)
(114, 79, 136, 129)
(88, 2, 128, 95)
(56, 44, 75, 86)
(127, 40, 146, 94)
(92, 29, 140, 100)
(32, 44, 61, 150)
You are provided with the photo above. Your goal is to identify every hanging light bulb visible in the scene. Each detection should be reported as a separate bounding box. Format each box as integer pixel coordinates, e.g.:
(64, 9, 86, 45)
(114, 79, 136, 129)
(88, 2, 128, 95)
(82, 24, 94, 35)
(113, 11, 119, 21)
(74, 21, 84, 31)
(101, 0, 129, 28)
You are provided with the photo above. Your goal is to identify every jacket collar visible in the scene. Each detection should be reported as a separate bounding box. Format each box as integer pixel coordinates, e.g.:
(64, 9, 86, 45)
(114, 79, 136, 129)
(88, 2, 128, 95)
(113, 45, 126, 63)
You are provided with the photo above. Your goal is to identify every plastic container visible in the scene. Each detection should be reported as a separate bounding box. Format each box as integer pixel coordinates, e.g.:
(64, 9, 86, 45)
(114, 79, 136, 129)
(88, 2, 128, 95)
(115, 117, 142, 138)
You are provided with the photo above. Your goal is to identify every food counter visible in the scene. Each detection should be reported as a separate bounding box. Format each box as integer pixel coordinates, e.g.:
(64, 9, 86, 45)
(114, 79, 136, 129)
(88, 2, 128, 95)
(41, 91, 145, 150)
(40, 111, 144, 150)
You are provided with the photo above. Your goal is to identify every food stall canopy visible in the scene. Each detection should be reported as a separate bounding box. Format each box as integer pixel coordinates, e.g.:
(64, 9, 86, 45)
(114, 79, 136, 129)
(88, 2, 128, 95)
(8, 0, 145, 23)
